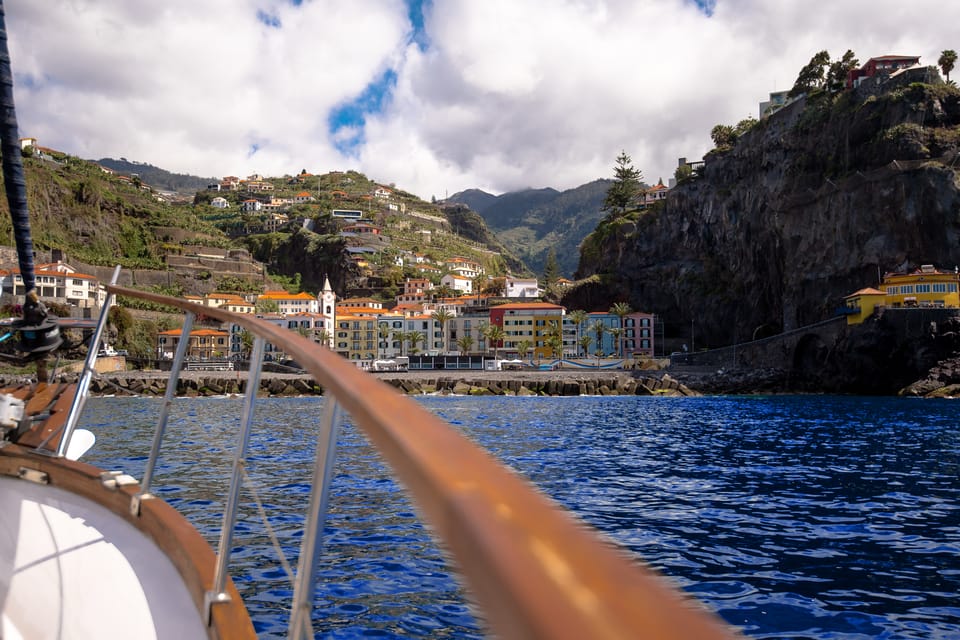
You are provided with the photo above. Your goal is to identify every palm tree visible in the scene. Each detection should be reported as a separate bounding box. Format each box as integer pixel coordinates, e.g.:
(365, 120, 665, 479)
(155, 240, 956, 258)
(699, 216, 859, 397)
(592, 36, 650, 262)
(432, 308, 454, 354)
(590, 319, 607, 357)
(567, 310, 588, 357)
(392, 329, 406, 356)
(609, 302, 632, 360)
(456, 334, 474, 355)
(544, 320, 564, 367)
(407, 330, 425, 356)
(578, 334, 593, 362)
(378, 323, 391, 358)
(483, 323, 505, 360)
(517, 339, 532, 362)
(939, 49, 957, 82)
(607, 327, 623, 358)
(316, 328, 332, 349)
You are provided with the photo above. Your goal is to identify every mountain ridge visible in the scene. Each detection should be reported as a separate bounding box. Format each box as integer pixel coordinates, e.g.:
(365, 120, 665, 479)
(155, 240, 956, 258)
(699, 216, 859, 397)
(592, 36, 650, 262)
(447, 179, 611, 277)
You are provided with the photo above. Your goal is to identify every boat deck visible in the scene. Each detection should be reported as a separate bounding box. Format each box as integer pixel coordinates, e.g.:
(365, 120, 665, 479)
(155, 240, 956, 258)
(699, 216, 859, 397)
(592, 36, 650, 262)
(0, 382, 255, 640)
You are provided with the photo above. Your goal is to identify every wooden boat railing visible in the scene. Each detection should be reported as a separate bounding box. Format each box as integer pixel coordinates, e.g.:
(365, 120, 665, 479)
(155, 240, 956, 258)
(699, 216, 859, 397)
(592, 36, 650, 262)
(55, 281, 738, 640)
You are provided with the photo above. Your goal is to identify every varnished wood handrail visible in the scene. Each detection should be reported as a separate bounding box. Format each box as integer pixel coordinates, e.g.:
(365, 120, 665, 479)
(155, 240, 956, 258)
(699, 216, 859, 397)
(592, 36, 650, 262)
(108, 284, 739, 639)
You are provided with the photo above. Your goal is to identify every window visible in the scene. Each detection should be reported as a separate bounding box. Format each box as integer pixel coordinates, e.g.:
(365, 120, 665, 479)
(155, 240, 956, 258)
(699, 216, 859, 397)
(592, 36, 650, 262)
(933, 283, 947, 293)
(901, 285, 914, 294)
(916, 284, 931, 293)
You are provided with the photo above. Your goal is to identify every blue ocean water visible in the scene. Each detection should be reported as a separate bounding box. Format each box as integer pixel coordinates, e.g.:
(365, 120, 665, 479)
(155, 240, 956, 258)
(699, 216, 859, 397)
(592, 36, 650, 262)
(79, 395, 960, 639)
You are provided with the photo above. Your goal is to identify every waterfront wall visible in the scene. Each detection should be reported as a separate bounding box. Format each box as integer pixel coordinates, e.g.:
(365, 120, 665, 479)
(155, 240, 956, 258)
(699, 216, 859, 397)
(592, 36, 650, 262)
(6, 372, 698, 398)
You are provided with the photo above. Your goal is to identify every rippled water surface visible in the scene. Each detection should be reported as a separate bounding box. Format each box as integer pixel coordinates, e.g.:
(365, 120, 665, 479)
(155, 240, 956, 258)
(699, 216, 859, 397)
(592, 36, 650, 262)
(80, 395, 960, 638)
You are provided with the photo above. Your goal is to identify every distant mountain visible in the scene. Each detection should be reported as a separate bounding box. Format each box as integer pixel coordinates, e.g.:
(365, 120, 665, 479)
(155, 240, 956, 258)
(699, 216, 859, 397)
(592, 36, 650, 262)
(94, 157, 214, 193)
(447, 180, 611, 278)
(448, 188, 499, 214)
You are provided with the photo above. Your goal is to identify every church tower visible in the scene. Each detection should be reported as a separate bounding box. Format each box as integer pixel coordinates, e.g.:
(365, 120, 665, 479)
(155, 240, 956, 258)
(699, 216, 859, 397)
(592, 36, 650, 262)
(319, 276, 336, 348)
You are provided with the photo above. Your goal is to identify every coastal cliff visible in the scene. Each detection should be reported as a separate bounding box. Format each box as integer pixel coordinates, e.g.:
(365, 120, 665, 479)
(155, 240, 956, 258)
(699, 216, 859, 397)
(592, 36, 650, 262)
(570, 67, 960, 349)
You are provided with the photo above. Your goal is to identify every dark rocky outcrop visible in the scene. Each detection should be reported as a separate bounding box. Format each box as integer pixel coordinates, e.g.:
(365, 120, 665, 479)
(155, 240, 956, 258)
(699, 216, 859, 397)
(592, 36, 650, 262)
(571, 68, 960, 352)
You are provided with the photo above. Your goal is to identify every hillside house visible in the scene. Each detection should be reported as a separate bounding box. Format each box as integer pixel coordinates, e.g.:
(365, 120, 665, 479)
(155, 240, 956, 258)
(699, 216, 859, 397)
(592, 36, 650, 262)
(847, 55, 921, 89)
(883, 265, 959, 309)
(505, 277, 540, 299)
(211, 196, 230, 209)
(442, 274, 473, 294)
(0, 263, 103, 308)
(257, 290, 320, 315)
(842, 288, 887, 325)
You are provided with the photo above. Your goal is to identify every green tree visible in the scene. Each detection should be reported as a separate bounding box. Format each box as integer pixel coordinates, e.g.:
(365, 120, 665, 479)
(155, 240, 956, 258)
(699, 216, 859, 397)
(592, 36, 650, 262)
(567, 309, 588, 357)
(517, 339, 532, 361)
(577, 334, 593, 361)
(483, 323, 505, 359)
(542, 249, 560, 285)
(609, 301, 632, 360)
(789, 50, 831, 98)
(378, 323, 391, 358)
(710, 124, 738, 150)
(316, 328, 332, 349)
(590, 319, 607, 357)
(392, 329, 406, 356)
(674, 163, 694, 184)
(407, 330, 425, 355)
(256, 298, 279, 313)
(602, 151, 643, 213)
(734, 117, 758, 137)
(939, 49, 957, 82)
(432, 308, 454, 354)
(607, 327, 622, 359)
(544, 320, 564, 364)
(456, 334, 474, 355)
(826, 49, 859, 93)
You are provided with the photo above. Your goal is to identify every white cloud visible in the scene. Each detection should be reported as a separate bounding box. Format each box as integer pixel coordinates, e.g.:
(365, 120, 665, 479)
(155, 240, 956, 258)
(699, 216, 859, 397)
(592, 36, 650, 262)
(7, 0, 960, 199)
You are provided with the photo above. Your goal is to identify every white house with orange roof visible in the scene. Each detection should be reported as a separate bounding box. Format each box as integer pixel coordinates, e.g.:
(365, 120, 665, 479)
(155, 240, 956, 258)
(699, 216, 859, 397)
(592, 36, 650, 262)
(0, 262, 103, 308)
(643, 179, 669, 206)
(204, 292, 255, 314)
(292, 191, 315, 203)
(257, 290, 319, 315)
(241, 198, 262, 212)
(441, 274, 473, 294)
(373, 186, 392, 199)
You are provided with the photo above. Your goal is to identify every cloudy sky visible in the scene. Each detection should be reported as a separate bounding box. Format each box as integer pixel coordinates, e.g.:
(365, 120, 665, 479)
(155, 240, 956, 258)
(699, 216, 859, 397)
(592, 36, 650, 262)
(6, 0, 960, 199)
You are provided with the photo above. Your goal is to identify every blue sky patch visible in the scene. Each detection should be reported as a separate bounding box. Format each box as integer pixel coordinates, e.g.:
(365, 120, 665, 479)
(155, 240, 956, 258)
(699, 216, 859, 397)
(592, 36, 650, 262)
(257, 9, 282, 28)
(326, 1, 428, 155)
(328, 69, 398, 155)
(692, 0, 716, 16)
(407, 0, 430, 50)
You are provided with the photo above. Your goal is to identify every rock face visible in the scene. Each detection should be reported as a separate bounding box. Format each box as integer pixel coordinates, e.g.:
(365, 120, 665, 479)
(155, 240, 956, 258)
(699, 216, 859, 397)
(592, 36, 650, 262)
(571, 68, 960, 350)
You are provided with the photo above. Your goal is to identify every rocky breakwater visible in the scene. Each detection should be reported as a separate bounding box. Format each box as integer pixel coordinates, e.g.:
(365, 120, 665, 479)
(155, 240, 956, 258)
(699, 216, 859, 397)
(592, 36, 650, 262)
(2, 370, 698, 398)
(377, 372, 697, 397)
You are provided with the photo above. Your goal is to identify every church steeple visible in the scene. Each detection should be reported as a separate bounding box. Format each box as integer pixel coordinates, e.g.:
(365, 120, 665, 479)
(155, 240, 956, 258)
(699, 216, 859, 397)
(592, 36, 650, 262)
(319, 276, 336, 349)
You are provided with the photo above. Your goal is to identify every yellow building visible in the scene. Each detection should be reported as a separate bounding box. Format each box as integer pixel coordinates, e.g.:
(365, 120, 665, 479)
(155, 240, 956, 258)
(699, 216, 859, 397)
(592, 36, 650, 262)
(334, 310, 379, 360)
(490, 302, 565, 359)
(842, 288, 886, 325)
(883, 265, 960, 308)
(156, 328, 229, 359)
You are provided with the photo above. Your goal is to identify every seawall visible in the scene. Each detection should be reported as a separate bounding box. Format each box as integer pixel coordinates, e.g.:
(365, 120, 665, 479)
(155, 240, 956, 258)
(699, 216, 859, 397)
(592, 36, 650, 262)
(7, 370, 699, 398)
